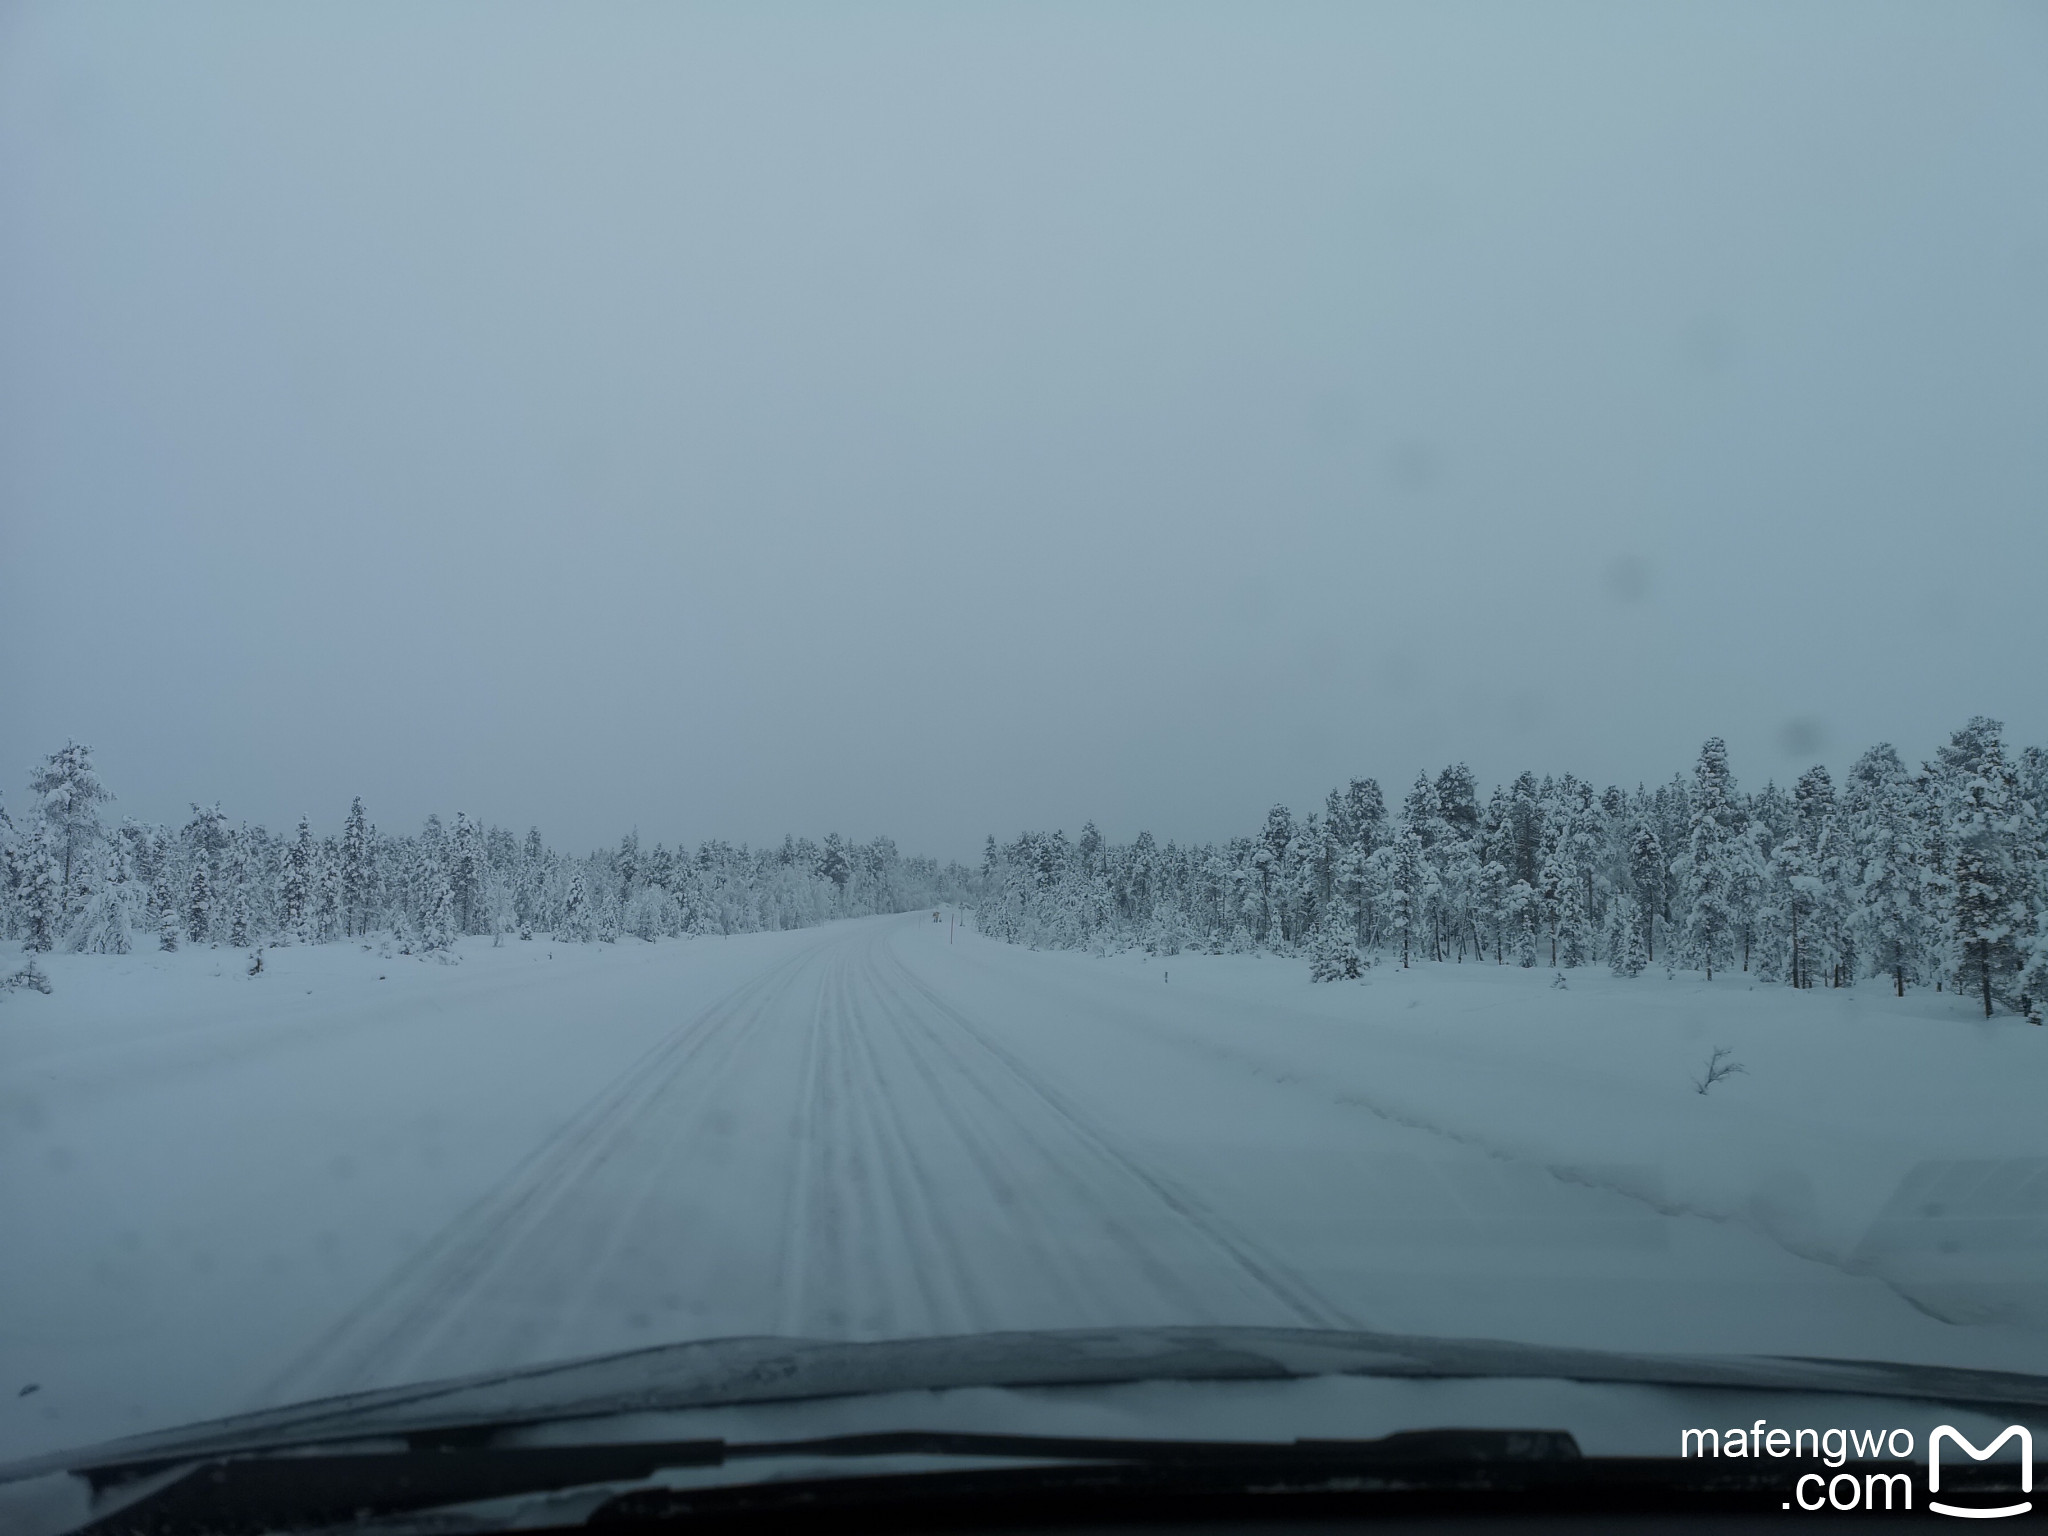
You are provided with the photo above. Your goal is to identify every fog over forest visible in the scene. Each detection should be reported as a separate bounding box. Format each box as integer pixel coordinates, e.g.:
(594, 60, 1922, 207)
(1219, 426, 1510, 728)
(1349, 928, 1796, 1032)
(5, 4, 2047, 859)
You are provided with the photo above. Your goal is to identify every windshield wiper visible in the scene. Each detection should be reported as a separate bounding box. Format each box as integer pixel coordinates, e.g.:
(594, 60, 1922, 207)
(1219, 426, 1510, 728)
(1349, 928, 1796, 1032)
(66, 1427, 1580, 1535)
(62, 1427, 2034, 1534)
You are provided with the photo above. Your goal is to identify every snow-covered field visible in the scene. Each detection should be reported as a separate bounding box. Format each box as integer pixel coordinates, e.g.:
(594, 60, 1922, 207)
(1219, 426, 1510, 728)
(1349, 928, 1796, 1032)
(4, 913, 2044, 1462)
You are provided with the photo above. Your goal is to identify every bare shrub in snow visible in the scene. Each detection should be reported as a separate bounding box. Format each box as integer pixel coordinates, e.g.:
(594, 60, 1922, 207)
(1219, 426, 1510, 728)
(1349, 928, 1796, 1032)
(4, 958, 52, 995)
(1692, 1046, 1747, 1095)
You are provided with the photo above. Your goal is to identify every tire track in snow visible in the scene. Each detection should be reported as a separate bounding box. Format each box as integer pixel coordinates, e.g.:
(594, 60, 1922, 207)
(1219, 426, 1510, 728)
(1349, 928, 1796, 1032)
(262, 934, 833, 1401)
(828, 953, 988, 1334)
(849, 942, 1251, 1325)
(838, 952, 1104, 1327)
(864, 930, 1362, 1331)
(271, 915, 1363, 1407)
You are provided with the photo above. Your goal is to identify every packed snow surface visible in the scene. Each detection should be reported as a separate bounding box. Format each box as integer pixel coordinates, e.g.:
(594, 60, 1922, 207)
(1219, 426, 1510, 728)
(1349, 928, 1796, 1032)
(3, 914, 2043, 1461)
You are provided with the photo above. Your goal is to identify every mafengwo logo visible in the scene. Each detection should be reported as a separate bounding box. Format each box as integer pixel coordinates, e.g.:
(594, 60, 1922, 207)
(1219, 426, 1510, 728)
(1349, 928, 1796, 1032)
(1681, 1422, 2033, 1516)
(1929, 1426, 2032, 1520)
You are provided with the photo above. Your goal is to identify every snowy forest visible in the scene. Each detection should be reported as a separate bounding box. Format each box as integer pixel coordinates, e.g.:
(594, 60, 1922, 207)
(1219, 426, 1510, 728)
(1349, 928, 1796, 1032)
(7, 718, 2046, 1025)
(975, 718, 2048, 1023)
(0, 745, 973, 963)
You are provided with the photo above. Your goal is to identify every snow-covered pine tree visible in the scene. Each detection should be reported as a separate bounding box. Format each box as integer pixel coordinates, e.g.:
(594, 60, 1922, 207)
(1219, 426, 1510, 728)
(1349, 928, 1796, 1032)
(281, 817, 313, 942)
(1474, 859, 1510, 964)
(450, 812, 486, 935)
(1507, 878, 1538, 967)
(157, 882, 181, 949)
(20, 821, 62, 952)
(340, 797, 373, 937)
(2018, 899, 2048, 1025)
(313, 836, 341, 942)
(1847, 746, 1924, 996)
(1554, 862, 1590, 968)
(221, 824, 257, 946)
(27, 741, 113, 929)
(1607, 893, 1647, 976)
(1946, 744, 2029, 1018)
(558, 868, 591, 941)
(185, 860, 213, 944)
(1794, 765, 1854, 987)
(1537, 836, 1569, 967)
(1769, 833, 1821, 989)
(1681, 738, 1742, 979)
(818, 835, 851, 902)
(1387, 829, 1428, 968)
(0, 790, 14, 931)
(1929, 718, 2036, 1016)
(69, 841, 133, 954)
(423, 875, 456, 951)
(1307, 914, 1363, 981)
(1626, 821, 1665, 962)
(1506, 772, 1544, 889)
(610, 829, 636, 908)
(149, 835, 179, 950)
(1560, 777, 1605, 962)
(1952, 832, 2022, 1017)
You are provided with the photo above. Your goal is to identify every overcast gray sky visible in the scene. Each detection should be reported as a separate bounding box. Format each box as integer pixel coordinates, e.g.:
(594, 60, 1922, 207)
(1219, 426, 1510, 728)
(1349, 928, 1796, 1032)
(4, 1, 2045, 860)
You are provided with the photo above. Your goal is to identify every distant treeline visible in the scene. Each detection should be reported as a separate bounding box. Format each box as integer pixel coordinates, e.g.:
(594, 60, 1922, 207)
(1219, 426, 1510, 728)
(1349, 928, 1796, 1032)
(1, 748, 974, 958)
(976, 719, 2048, 1021)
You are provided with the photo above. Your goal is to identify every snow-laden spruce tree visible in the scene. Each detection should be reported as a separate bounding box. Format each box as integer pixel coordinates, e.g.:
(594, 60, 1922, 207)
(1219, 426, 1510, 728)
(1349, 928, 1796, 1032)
(184, 858, 213, 945)
(1307, 915, 1363, 981)
(340, 797, 374, 937)
(1386, 830, 1426, 968)
(1766, 834, 1824, 989)
(313, 837, 342, 942)
(1554, 859, 1591, 968)
(1945, 750, 2030, 1017)
(281, 817, 314, 943)
(1847, 746, 1927, 996)
(70, 841, 134, 954)
(151, 846, 180, 951)
(1930, 718, 2036, 1016)
(27, 741, 112, 932)
(450, 812, 486, 935)
(1793, 764, 1855, 987)
(423, 878, 457, 951)
(558, 868, 592, 941)
(19, 821, 62, 952)
(1558, 777, 1606, 963)
(1473, 859, 1510, 963)
(1681, 738, 1743, 979)
(1606, 894, 1647, 976)
(1507, 878, 1538, 967)
(228, 886, 252, 947)
(2019, 901, 2048, 1025)
(1143, 900, 1194, 957)
(406, 825, 455, 950)
(1626, 821, 1665, 962)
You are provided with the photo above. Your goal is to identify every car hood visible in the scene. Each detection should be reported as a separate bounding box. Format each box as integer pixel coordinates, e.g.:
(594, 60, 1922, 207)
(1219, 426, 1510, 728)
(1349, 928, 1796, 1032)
(7, 1324, 2048, 1485)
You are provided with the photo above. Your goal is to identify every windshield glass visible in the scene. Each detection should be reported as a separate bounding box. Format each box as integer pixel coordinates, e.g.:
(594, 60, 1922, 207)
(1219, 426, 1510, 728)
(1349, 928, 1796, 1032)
(3, 0, 2046, 1477)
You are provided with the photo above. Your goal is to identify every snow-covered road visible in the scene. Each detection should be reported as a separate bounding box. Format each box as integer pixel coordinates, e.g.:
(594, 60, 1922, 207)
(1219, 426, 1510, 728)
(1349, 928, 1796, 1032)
(5, 915, 2043, 1461)
(269, 919, 1358, 1408)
